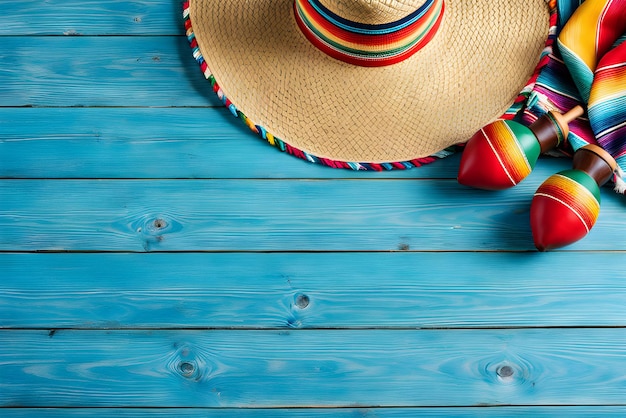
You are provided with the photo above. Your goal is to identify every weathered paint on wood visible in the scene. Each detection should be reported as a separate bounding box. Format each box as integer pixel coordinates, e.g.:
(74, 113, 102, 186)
(0, 36, 220, 107)
(1, 178, 623, 252)
(0, 107, 465, 179)
(3, 329, 626, 407)
(4, 407, 626, 417)
(3, 252, 626, 329)
(0, 0, 183, 35)
(4, 0, 626, 415)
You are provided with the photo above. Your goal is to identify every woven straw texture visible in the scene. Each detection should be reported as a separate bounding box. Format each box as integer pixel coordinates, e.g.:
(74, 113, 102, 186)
(189, 0, 550, 163)
(319, 0, 432, 24)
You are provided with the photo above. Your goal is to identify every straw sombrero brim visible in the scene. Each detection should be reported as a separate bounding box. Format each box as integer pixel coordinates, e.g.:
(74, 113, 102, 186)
(185, 0, 551, 167)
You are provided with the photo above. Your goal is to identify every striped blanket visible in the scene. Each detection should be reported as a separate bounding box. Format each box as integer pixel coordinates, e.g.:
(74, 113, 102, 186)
(512, 0, 626, 191)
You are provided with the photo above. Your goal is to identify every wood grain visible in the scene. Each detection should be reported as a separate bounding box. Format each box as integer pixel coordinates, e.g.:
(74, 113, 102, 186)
(0, 0, 182, 35)
(0, 107, 464, 180)
(3, 252, 626, 329)
(4, 0, 626, 413)
(4, 407, 626, 417)
(1, 177, 624, 252)
(3, 329, 626, 407)
(0, 36, 219, 107)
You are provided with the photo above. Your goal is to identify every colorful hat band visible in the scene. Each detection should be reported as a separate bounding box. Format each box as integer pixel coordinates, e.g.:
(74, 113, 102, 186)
(294, 0, 445, 67)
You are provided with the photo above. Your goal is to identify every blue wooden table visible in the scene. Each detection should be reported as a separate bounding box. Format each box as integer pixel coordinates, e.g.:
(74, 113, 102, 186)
(3, 1, 626, 416)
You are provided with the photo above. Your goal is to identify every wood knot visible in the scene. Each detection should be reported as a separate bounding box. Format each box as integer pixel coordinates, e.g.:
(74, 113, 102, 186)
(497, 365, 514, 379)
(178, 361, 196, 377)
(295, 293, 310, 309)
(153, 218, 167, 229)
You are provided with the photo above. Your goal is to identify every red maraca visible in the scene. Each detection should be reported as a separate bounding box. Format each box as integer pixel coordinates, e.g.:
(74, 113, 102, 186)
(530, 144, 616, 251)
(458, 106, 584, 190)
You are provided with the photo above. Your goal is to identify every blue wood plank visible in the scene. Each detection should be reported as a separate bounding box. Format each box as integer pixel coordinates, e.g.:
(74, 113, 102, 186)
(0, 177, 623, 252)
(0, 0, 182, 35)
(4, 407, 626, 417)
(3, 0, 625, 413)
(0, 36, 219, 107)
(0, 107, 464, 179)
(3, 252, 626, 329)
(3, 329, 626, 407)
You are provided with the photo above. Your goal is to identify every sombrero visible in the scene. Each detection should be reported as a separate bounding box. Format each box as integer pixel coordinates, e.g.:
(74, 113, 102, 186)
(183, 0, 552, 170)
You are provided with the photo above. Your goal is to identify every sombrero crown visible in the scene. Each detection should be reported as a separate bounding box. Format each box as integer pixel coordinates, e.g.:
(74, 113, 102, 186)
(184, 0, 551, 168)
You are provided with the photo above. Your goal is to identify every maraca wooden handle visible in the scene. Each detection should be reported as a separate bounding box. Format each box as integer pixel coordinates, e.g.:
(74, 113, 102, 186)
(561, 105, 584, 124)
(530, 106, 583, 153)
(572, 143, 616, 186)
